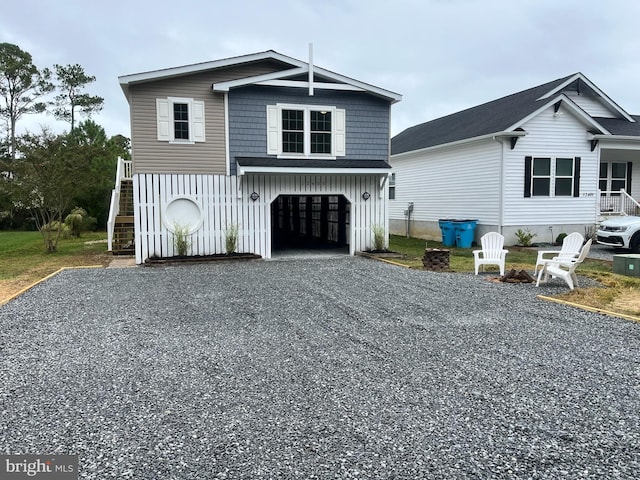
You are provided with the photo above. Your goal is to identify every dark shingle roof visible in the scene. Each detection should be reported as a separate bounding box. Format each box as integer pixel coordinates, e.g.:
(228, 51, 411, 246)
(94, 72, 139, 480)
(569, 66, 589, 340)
(593, 116, 640, 136)
(391, 74, 578, 155)
(236, 157, 391, 169)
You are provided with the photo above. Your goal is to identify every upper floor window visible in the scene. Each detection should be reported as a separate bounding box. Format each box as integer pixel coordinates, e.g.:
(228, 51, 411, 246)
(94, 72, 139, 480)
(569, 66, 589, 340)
(310, 110, 332, 154)
(156, 97, 205, 143)
(267, 104, 345, 158)
(173, 103, 190, 140)
(282, 109, 304, 153)
(524, 156, 581, 197)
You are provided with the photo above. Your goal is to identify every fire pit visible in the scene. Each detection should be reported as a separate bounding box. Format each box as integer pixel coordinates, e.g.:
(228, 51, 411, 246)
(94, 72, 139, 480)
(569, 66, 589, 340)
(492, 269, 535, 284)
(423, 248, 450, 271)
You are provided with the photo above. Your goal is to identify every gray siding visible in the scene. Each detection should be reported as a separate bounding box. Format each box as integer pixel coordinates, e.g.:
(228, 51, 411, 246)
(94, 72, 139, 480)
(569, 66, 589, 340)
(128, 61, 286, 174)
(228, 86, 391, 175)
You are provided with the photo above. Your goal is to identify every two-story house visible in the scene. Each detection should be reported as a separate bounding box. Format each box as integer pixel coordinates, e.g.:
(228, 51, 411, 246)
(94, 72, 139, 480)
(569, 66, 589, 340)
(108, 50, 401, 263)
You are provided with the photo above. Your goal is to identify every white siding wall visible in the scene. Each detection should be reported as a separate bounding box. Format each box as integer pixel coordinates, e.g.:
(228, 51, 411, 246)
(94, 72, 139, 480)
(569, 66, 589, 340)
(133, 173, 386, 263)
(503, 107, 599, 226)
(565, 92, 617, 118)
(390, 139, 503, 224)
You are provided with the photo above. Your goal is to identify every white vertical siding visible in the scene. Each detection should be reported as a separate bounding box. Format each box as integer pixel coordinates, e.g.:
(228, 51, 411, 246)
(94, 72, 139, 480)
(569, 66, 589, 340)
(133, 173, 386, 263)
(389, 139, 502, 224)
(503, 108, 599, 225)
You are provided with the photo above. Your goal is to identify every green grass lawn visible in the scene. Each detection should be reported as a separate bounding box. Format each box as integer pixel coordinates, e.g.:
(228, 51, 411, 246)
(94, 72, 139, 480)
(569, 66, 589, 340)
(0, 231, 111, 301)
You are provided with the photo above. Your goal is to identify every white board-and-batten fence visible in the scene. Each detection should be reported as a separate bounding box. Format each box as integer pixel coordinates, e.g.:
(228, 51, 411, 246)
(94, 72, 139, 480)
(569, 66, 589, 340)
(133, 173, 388, 264)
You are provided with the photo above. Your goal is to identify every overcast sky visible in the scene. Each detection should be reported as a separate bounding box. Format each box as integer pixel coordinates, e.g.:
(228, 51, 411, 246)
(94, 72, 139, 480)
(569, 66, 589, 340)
(3, 0, 640, 140)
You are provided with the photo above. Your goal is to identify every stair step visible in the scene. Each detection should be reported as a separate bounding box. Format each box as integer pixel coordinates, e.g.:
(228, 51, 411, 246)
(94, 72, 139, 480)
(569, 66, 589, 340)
(112, 209, 135, 255)
(118, 180, 135, 215)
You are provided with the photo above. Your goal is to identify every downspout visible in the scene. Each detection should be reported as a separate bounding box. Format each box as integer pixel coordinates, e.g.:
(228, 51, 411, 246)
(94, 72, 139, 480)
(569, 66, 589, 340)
(224, 92, 230, 176)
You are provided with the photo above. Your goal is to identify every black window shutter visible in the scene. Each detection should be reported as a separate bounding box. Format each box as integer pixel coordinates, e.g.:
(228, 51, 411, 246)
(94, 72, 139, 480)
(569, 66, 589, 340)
(627, 161, 633, 194)
(524, 156, 532, 197)
(573, 157, 581, 197)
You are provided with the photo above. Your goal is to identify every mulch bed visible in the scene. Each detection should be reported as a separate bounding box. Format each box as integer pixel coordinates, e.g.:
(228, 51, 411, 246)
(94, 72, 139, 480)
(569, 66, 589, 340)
(145, 253, 262, 265)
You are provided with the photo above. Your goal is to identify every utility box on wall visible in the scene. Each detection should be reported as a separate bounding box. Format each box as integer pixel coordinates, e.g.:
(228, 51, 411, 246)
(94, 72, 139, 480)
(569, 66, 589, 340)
(613, 254, 640, 277)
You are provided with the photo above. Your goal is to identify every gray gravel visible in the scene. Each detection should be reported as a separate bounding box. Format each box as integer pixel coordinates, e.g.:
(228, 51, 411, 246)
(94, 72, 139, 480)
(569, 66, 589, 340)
(586, 243, 630, 261)
(1, 257, 639, 479)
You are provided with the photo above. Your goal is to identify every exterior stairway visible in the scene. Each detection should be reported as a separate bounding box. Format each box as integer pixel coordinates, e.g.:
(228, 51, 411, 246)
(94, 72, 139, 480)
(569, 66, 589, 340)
(112, 180, 135, 255)
(107, 157, 134, 255)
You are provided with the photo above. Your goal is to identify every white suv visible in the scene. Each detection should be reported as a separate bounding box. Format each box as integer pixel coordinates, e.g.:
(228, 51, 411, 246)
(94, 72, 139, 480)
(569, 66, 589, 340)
(596, 216, 640, 253)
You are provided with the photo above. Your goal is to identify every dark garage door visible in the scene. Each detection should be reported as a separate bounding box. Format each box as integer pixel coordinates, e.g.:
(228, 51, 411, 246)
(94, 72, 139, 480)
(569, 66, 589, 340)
(271, 195, 350, 251)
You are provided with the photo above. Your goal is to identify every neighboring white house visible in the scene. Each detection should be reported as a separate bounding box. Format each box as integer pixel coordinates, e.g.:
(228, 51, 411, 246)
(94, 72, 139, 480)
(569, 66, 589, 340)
(389, 73, 640, 246)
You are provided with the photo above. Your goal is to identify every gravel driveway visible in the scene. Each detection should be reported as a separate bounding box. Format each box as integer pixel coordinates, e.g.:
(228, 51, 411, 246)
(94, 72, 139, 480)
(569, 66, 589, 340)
(1, 257, 639, 479)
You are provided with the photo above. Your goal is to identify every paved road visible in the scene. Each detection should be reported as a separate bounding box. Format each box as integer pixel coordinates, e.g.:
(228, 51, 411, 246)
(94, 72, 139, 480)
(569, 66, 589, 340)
(1, 257, 639, 479)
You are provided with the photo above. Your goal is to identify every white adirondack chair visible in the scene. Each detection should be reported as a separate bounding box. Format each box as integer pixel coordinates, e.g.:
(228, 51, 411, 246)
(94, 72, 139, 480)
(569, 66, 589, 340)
(534, 232, 584, 275)
(473, 232, 508, 276)
(536, 239, 592, 290)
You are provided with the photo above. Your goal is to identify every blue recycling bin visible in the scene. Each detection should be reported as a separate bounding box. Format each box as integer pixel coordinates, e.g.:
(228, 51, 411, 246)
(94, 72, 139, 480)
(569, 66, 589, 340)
(438, 219, 456, 247)
(454, 220, 478, 248)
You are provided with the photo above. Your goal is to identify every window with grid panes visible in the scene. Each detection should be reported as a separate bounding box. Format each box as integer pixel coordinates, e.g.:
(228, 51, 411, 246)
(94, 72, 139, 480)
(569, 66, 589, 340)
(282, 109, 304, 153)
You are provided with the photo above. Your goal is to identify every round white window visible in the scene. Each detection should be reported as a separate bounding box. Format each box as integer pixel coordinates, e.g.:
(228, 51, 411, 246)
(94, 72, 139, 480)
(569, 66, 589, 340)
(162, 197, 203, 234)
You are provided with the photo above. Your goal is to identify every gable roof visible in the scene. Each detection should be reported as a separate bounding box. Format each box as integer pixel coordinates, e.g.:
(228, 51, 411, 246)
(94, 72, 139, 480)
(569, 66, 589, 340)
(119, 49, 401, 104)
(391, 73, 640, 155)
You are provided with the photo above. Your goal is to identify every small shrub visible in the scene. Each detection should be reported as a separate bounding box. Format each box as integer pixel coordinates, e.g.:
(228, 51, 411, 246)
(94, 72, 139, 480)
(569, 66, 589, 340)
(555, 232, 567, 246)
(515, 228, 537, 247)
(584, 225, 596, 240)
(224, 224, 239, 254)
(64, 207, 96, 237)
(371, 224, 386, 251)
(41, 221, 70, 239)
(173, 223, 190, 256)
(65, 212, 83, 237)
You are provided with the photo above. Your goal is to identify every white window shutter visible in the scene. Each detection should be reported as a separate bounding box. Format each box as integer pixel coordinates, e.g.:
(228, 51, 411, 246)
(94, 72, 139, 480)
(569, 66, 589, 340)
(156, 98, 170, 141)
(192, 100, 205, 142)
(266, 105, 279, 155)
(334, 108, 346, 156)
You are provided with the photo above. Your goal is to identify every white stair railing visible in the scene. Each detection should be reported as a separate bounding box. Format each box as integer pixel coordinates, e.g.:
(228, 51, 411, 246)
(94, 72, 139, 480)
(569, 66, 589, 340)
(107, 157, 133, 251)
(598, 189, 640, 217)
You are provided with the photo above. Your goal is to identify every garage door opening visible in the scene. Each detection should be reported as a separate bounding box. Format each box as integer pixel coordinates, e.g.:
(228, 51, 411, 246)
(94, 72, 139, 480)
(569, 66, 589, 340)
(271, 195, 350, 253)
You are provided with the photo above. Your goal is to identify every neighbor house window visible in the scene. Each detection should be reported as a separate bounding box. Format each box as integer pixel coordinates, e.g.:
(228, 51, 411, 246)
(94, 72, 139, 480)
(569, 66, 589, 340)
(156, 97, 205, 143)
(532, 157, 551, 196)
(267, 104, 345, 158)
(389, 173, 396, 200)
(524, 156, 581, 197)
(600, 161, 629, 195)
(554, 158, 574, 196)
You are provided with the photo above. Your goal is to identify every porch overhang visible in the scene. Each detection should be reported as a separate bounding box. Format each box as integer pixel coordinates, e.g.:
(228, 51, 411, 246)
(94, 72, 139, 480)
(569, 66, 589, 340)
(591, 134, 640, 142)
(590, 134, 640, 151)
(236, 157, 392, 176)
